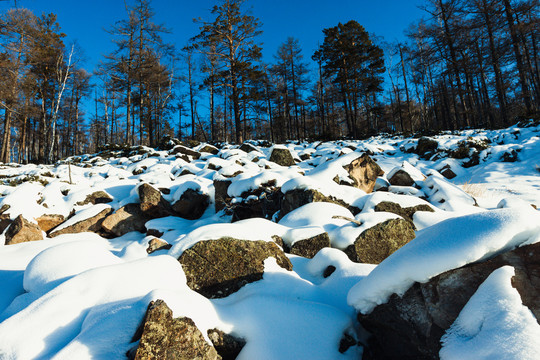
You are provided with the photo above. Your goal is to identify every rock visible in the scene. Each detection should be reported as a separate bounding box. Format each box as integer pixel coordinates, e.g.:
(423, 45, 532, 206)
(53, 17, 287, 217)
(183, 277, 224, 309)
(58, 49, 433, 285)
(439, 165, 457, 179)
(388, 169, 415, 187)
(146, 228, 165, 238)
(281, 188, 357, 218)
(0, 214, 13, 234)
(102, 204, 150, 237)
(4, 215, 43, 245)
(132, 299, 220, 360)
(374, 201, 434, 223)
(343, 154, 384, 193)
(288, 232, 331, 259)
(501, 149, 519, 162)
(146, 238, 172, 254)
(358, 241, 540, 360)
(207, 329, 246, 360)
(179, 237, 292, 298)
(269, 147, 295, 167)
(344, 219, 416, 264)
(169, 144, 201, 159)
(199, 144, 220, 155)
(138, 183, 173, 219)
(172, 189, 210, 220)
(75, 190, 113, 206)
(36, 214, 65, 232)
(214, 179, 232, 212)
(49, 207, 112, 238)
(416, 137, 438, 157)
(239, 143, 259, 153)
(230, 186, 281, 222)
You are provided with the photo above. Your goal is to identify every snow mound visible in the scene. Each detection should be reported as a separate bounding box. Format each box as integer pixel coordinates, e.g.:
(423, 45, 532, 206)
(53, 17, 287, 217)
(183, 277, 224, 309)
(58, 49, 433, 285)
(440, 266, 540, 360)
(348, 207, 540, 314)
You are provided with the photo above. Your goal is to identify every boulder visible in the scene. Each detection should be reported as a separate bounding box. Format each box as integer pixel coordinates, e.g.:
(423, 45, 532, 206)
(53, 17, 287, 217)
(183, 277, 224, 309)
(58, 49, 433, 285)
(269, 147, 295, 167)
(102, 204, 150, 237)
(4, 215, 43, 245)
(172, 189, 210, 220)
(36, 214, 65, 232)
(239, 143, 259, 153)
(344, 219, 416, 264)
(214, 179, 232, 212)
(207, 329, 246, 360)
(49, 207, 112, 238)
(146, 238, 172, 254)
(343, 154, 384, 193)
(416, 137, 438, 157)
(132, 299, 220, 360)
(281, 188, 357, 218)
(230, 186, 281, 222)
(439, 165, 457, 179)
(170, 144, 201, 160)
(179, 237, 292, 298)
(199, 144, 220, 155)
(374, 201, 434, 223)
(138, 183, 173, 219)
(289, 232, 331, 259)
(358, 241, 540, 360)
(75, 190, 113, 206)
(388, 170, 415, 187)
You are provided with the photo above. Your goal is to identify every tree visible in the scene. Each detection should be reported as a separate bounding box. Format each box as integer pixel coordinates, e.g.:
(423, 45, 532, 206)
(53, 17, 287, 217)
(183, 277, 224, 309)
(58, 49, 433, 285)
(194, 0, 262, 143)
(315, 20, 385, 137)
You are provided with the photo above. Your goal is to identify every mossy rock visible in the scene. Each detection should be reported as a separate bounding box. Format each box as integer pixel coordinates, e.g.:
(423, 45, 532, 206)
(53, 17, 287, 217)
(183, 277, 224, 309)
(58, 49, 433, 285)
(344, 219, 416, 264)
(179, 237, 292, 298)
(269, 148, 295, 166)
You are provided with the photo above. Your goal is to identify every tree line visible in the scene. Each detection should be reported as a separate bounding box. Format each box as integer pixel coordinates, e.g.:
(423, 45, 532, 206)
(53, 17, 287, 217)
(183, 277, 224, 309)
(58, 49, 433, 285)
(0, 0, 538, 164)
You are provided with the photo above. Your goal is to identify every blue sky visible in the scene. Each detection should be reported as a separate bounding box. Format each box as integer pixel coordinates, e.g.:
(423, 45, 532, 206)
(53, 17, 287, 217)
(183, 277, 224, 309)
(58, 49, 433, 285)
(0, 0, 426, 128)
(1, 0, 426, 73)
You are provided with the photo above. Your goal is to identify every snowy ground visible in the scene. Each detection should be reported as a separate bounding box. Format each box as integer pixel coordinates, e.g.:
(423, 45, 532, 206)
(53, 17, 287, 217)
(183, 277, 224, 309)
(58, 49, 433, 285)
(0, 122, 539, 359)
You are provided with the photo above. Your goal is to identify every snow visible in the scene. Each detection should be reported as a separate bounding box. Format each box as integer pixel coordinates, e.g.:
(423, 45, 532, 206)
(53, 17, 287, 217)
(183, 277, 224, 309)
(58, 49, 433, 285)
(440, 266, 540, 360)
(347, 207, 540, 314)
(0, 122, 539, 358)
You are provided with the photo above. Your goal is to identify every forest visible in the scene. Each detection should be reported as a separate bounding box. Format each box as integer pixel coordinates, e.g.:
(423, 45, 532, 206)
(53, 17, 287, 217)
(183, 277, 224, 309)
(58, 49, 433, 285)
(0, 0, 538, 164)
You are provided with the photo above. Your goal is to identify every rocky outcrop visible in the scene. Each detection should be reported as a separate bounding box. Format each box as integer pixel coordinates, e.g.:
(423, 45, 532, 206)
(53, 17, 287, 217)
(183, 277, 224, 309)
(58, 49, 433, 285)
(49, 207, 112, 238)
(269, 147, 295, 166)
(358, 241, 540, 360)
(179, 237, 292, 298)
(344, 219, 415, 264)
(4, 215, 43, 245)
(138, 183, 173, 219)
(374, 201, 434, 223)
(281, 188, 357, 218)
(36, 214, 65, 232)
(207, 329, 246, 360)
(343, 154, 384, 193)
(288, 232, 331, 259)
(75, 191, 113, 206)
(132, 299, 220, 360)
(101, 204, 150, 237)
(172, 189, 210, 220)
